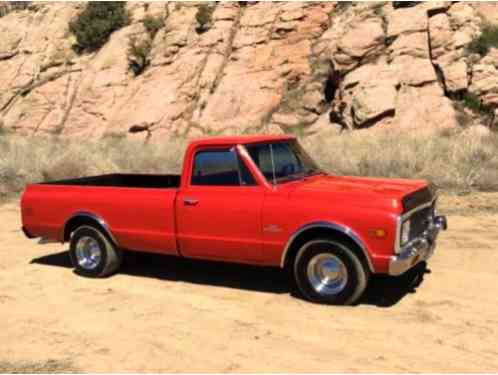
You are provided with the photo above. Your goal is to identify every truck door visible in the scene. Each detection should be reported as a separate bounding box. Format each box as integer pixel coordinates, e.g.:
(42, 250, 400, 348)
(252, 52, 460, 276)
(175, 146, 264, 262)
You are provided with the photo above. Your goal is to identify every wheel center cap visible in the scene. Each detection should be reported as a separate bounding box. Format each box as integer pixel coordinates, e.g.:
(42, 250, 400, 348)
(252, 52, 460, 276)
(321, 260, 341, 280)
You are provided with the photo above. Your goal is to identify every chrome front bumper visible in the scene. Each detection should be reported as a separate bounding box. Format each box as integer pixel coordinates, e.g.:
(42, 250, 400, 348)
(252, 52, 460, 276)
(388, 216, 447, 276)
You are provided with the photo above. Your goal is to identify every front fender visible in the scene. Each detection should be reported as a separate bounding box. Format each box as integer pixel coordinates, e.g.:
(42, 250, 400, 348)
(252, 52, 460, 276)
(280, 220, 375, 272)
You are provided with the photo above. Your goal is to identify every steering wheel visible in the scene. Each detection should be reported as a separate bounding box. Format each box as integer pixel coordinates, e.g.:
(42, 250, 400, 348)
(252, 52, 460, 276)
(281, 163, 296, 176)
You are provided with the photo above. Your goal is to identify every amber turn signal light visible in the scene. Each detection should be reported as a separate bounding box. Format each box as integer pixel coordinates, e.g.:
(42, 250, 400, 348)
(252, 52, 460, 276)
(368, 229, 387, 238)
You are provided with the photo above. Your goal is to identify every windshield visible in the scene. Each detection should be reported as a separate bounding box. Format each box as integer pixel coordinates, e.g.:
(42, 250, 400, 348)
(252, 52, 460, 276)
(244, 140, 322, 183)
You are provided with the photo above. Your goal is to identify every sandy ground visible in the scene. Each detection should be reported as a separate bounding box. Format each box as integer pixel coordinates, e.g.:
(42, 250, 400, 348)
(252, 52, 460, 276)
(1, 193, 498, 373)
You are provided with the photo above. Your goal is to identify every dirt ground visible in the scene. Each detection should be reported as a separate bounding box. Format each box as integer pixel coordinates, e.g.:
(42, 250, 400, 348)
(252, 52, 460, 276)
(1, 193, 498, 373)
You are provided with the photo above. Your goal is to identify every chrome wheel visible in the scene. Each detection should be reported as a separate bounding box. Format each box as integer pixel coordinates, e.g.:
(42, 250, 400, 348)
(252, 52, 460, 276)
(306, 253, 348, 296)
(75, 236, 102, 270)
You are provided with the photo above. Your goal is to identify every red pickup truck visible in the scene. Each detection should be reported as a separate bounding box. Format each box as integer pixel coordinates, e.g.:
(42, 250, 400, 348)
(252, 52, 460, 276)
(21, 135, 447, 305)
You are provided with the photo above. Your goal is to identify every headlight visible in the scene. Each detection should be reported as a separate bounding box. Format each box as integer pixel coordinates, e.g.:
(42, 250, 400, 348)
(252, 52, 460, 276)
(401, 219, 411, 245)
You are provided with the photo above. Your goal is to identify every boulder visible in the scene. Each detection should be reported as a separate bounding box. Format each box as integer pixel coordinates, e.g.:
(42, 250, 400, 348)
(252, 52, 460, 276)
(387, 7, 427, 38)
(419, 1, 451, 15)
(0, 26, 22, 55)
(447, 2, 481, 28)
(428, 13, 452, 59)
(473, 2, 498, 24)
(213, 4, 239, 21)
(453, 29, 475, 49)
(279, 8, 306, 23)
(447, 3, 481, 49)
(469, 64, 498, 106)
(394, 83, 457, 130)
(337, 19, 385, 59)
(391, 56, 437, 86)
(440, 61, 468, 93)
(343, 61, 398, 89)
(302, 90, 325, 114)
(480, 49, 498, 68)
(389, 32, 430, 59)
(351, 83, 397, 127)
(272, 113, 302, 128)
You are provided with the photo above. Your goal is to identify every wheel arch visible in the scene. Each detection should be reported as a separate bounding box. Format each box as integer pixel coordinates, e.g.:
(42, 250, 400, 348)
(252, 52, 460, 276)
(281, 221, 374, 273)
(63, 212, 118, 246)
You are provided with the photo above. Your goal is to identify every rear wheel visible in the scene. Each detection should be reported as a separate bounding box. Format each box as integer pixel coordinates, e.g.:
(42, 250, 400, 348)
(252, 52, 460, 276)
(293, 237, 369, 305)
(69, 225, 122, 278)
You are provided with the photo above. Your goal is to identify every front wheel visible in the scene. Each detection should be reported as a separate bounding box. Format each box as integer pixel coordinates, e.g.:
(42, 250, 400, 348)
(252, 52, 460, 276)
(293, 238, 369, 305)
(69, 225, 122, 278)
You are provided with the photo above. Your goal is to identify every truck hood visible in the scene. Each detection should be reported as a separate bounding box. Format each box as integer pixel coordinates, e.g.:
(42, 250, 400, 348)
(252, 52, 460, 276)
(284, 175, 429, 212)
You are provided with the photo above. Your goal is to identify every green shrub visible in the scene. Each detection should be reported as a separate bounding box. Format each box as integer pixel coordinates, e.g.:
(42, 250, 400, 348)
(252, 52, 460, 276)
(142, 14, 165, 39)
(461, 93, 497, 128)
(462, 93, 493, 116)
(334, 2, 353, 14)
(195, 4, 214, 34)
(372, 2, 385, 16)
(127, 36, 152, 76)
(69, 2, 130, 53)
(466, 24, 498, 56)
(462, 92, 484, 113)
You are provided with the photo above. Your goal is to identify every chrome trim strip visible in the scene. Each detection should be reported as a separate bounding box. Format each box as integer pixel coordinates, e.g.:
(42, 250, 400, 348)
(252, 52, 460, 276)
(394, 215, 403, 255)
(62, 211, 119, 246)
(402, 198, 436, 219)
(280, 221, 374, 272)
(394, 195, 438, 254)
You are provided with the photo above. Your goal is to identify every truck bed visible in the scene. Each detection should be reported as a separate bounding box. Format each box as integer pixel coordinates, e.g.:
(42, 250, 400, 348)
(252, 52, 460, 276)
(23, 174, 181, 254)
(40, 173, 181, 189)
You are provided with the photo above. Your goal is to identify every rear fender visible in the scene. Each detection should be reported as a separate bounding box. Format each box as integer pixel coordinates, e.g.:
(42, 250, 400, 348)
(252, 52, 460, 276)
(63, 211, 118, 246)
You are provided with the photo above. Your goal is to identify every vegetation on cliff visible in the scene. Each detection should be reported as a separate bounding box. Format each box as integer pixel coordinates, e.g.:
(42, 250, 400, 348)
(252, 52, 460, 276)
(195, 4, 214, 34)
(127, 36, 152, 76)
(69, 2, 130, 52)
(467, 24, 498, 56)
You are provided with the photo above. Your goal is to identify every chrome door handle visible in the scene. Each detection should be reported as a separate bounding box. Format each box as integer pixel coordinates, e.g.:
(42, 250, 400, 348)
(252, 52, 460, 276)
(183, 198, 199, 206)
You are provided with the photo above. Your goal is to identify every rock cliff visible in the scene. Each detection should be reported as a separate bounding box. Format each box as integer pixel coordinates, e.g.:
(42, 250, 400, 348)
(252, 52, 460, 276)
(0, 1, 497, 141)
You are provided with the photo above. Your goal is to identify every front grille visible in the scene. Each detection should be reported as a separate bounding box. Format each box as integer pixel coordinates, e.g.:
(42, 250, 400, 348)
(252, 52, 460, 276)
(408, 204, 434, 241)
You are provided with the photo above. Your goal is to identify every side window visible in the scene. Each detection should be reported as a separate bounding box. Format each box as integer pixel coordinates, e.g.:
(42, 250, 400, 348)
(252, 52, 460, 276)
(191, 149, 256, 186)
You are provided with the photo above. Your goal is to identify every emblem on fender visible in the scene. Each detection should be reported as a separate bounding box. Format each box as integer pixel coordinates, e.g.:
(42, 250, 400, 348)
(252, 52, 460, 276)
(264, 224, 282, 233)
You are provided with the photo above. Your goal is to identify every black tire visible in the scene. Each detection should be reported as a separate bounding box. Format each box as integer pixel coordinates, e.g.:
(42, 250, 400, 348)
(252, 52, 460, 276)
(293, 237, 369, 305)
(69, 225, 122, 278)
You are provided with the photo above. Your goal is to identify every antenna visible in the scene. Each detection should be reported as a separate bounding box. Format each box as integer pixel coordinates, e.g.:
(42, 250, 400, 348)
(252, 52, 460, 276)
(269, 144, 277, 188)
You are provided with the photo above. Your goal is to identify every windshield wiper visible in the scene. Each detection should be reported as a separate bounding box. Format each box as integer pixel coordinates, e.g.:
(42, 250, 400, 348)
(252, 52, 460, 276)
(305, 168, 323, 177)
(274, 169, 323, 184)
(275, 172, 306, 183)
